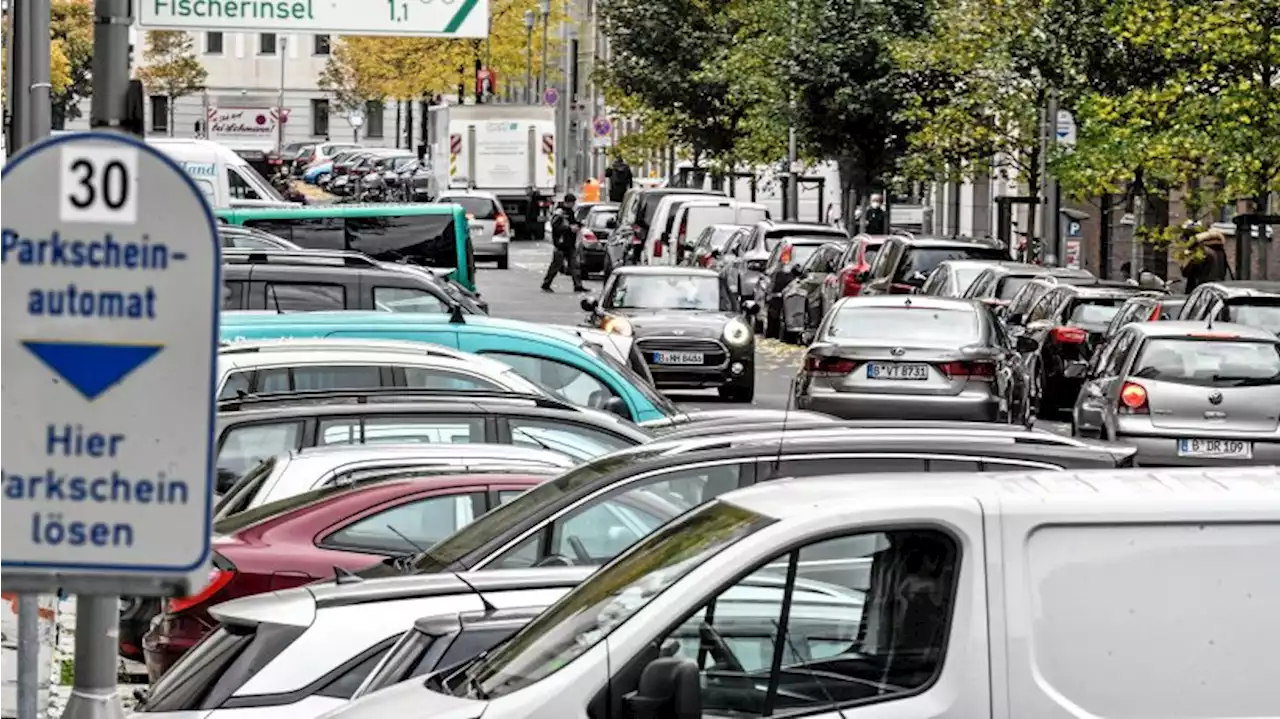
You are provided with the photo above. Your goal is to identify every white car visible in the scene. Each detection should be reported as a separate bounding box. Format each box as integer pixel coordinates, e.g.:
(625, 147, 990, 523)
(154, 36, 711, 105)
(216, 339, 549, 400)
(130, 568, 591, 719)
(213, 443, 575, 520)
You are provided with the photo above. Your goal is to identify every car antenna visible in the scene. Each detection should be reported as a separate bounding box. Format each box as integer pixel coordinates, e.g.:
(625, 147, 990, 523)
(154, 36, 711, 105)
(332, 565, 364, 585)
(448, 303, 467, 324)
(385, 524, 498, 612)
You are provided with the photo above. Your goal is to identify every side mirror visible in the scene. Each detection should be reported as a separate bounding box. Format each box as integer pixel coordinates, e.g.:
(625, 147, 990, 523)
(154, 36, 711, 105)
(1063, 361, 1088, 379)
(741, 300, 760, 316)
(711, 248, 722, 259)
(1015, 334, 1039, 353)
(789, 263, 805, 277)
(603, 396, 630, 419)
(606, 218, 618, 229)
(580, 296, 600, 312)
(623, 657, 701, 719)
(908, 270, 929, 286)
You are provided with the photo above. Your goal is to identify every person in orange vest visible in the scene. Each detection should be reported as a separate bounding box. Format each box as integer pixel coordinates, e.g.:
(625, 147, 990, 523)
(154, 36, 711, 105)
(581, 177, 601, 203)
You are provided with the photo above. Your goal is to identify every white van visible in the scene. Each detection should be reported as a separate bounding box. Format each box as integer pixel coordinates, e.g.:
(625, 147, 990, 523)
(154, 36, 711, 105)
(147, 138, 299, 210)
(644, 194, 747, 266)
(327, 465, 1280, 719)
(671, 200, 769, 262)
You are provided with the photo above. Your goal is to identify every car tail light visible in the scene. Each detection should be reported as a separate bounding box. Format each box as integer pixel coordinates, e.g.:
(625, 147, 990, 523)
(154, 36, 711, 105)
(700, 254, 713, 267)
(780, 244, 793, 265)
(938, 360, 995, 381)
(168, 566, 236, 614)
(805, 355, 857, 375)
(841, 266, 864, 296)
(495, 213, 509, 235)
(1119, 381, 1149, 414)
(653, 238, 663, 258)
(1050, 326, 1088, 344)
(582, 229, 598, 244)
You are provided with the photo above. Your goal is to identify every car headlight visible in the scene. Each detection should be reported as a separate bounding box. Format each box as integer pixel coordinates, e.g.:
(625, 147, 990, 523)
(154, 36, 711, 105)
(602, 316, 633, 336)
(723, 318, 752, 346)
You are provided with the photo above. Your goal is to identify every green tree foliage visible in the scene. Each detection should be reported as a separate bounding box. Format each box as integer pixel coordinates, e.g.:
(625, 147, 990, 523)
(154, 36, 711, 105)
(135, 31, 209, 136)
(51, 0, 94, 129)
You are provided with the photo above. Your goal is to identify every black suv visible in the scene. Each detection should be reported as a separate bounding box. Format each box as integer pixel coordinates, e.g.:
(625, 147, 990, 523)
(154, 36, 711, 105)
(861, 236, 1007, 295)
(1177, 280, 1280, 336)
(221, 249, 486, 314)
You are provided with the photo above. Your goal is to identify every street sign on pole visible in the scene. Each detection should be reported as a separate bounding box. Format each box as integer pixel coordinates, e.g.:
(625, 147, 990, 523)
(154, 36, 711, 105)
(1055, 109, 1076, 147)
(544, 87, 559, 106)
(1, 132, 220, 598)
(592, 116, 612, 138)
(138, 0, 489, 37)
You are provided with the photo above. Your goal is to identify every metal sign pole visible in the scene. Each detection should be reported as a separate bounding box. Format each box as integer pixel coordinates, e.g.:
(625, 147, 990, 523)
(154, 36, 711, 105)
(17, 595, 41, 719)
(25, 0, 52, 139)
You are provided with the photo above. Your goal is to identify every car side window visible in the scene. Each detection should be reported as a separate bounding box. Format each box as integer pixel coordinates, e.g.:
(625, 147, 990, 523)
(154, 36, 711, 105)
(227, 168, 262, 200)
(654, 528, 958, 716)
(215, 422, 303, 493)
(507, 418, 635, 462)
(402, 368, 502, 391)
(920, 266, 948, 295)
(1103, 330, 1137, 376)
(868, 240, 900, 279)
(219, 370, 252, 400)
(488, 463, 746, 569)
(265, 283, 346, 311)
(257, 365, 384, 392)
(1026, 288, 1062, 323)
(482, 351, 621, 411)
(324, 492, 488, 553)
(374, 287, 449, 314)
(1087, 335, 1118, 377)
(778, 456, 928, 475)
(315, 646, 396, 699)
(317, 416, 485, 446)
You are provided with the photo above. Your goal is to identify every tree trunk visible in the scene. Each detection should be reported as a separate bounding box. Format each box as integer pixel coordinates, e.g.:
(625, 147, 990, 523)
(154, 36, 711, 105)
(168, 95, 176, 137)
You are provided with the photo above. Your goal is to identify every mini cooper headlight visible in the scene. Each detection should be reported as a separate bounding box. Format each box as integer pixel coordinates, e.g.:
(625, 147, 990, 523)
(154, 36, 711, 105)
(723, 318, 752, 346)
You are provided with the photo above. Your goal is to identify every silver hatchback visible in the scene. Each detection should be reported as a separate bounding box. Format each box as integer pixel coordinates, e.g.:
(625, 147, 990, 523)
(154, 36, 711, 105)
(438, 190, 511, 269)
(794, 295, 1020, 421)
(1071, 321, 1280, 465)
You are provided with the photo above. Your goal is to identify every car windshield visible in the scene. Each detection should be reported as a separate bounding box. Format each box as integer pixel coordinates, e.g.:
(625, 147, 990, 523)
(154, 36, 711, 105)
(1068, 299, 1128, 325)
(998, 275, 1035, 300)
(898, 246, 1005, 281)
(212, 482, 354, 536)
(406, 446, 672, 573)
(444, 196, 500, 220)
(1227, 300, 1280, 335)
(765, 232, 841, 252)
(457, 501, 774, 699)
(953, 265, 990, 294)
(826, 306, 980, 344)
(1132, 338, 1280, 386)
(589, 210, 618, 229)
(582, 343, 679, 416)
(605, 274, 726, 311)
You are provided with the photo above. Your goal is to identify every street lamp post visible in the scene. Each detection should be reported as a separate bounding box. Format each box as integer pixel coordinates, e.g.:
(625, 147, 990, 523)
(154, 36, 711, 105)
(524, 10, 535, 104)
(539, 0, 550, 97)
(276, 36, 287, 154)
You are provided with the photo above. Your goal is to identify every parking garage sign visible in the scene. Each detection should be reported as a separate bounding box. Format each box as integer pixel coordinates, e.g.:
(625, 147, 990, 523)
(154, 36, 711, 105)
(139, 0, 490, 38)
(0, 133, 220, 596)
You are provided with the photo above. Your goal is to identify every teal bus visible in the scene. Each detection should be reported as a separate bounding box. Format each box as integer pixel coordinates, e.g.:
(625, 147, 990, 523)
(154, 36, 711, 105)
(215, 203, 477, 291)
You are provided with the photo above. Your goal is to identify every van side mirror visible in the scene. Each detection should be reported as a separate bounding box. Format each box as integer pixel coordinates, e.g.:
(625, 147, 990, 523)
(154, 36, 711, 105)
(623, 657, 702, 719)
(603, 396, 630, 419)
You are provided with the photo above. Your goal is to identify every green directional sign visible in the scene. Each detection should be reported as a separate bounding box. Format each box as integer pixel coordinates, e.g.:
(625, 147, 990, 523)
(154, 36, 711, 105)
(139, 0, 487, 38)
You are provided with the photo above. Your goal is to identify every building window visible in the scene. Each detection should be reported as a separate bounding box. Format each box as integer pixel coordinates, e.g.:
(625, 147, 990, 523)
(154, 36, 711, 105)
(259, 33, 277, 55)
(205, 31, 223, 54)
(313, 34, 331, 55)
(364, 100, 384, 138)
(311, 99, 330, 137)
(150, 95, 169, 133)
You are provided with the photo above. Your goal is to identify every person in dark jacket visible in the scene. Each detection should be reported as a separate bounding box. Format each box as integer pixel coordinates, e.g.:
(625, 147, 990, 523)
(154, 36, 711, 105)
(1180, 228, 1230, 292)
(605, 157, 633, 203)
(542, 194, 586, 293)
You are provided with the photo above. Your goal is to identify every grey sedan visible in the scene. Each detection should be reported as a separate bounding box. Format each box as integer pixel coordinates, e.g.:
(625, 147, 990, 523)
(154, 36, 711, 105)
(1070, 320, 1280, 466)
(794, 295, 1020, 421)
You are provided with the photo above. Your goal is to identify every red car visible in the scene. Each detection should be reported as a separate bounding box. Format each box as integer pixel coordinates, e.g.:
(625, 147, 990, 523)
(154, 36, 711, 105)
(141, 473, 544, 680)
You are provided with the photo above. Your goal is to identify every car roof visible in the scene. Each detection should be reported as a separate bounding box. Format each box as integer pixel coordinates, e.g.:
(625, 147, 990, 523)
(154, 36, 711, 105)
(725, 467, 1280, 521)
(217, 346, 518, 375)
(612, 266, 721, 278)
(761, 221, 846, 233)
(1125, 320, 1278, 341)
(1062, 285, 1154, 298)
(937, 259, 1010, 270)
(1211, 280, 1280, 296)
(894, 236, 1004, 249)
(220, 337, 473, 361)
(438, 190, 500, 200)
(218, 311, 593, 345)
(834, 295, 979, 311)
(285, 442, 574, 465)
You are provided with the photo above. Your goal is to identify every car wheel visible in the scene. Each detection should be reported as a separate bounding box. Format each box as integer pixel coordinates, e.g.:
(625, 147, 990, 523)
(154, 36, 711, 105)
(718, 378, 754, 403)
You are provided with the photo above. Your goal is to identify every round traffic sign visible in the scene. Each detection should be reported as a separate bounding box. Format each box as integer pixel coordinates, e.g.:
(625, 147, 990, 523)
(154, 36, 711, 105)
(592, 117, 612, 138)
(544, 88, 559, 106)
(347, 110, 365, 129)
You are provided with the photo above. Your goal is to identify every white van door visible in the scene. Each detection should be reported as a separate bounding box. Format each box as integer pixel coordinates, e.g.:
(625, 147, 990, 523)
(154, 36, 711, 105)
(645, 194, 723, 266)
(680, 203, 739, 255)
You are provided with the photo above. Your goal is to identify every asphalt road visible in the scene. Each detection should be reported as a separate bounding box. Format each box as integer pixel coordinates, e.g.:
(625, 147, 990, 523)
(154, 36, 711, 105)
(475, 239, 805, 412)
(475, 239, 1073, 433)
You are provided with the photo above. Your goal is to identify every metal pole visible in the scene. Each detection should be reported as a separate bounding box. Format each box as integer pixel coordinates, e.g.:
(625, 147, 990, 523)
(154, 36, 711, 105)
(524, 19, 533, 104)
(540, 14, 549, 97)
(17, 595, 41, 719)
(1045, 90, 1061, 265)
(61, 595, 125, 719)
(88, 0, 131, 131)
(9, 0, 30, 148)
(787, 127, 798, 221)
(27, 0, 51, 138)
(277, 37, 286, 153)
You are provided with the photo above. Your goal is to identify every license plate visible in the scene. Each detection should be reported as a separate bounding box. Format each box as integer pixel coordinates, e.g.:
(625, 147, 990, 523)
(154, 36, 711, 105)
(1177, 438, 1253, 459)
(493, 235, 509, 243)
(653, 351, 704, 365)
(469, 226, 485, 236)
(867, 363, 929, 380)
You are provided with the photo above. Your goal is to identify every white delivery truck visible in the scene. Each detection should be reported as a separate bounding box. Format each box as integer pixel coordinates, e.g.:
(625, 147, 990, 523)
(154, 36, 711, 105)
(428, 103, 557, 240)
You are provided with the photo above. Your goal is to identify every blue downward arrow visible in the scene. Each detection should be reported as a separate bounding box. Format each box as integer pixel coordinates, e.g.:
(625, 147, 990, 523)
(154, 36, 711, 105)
(23, 341, 163, 401)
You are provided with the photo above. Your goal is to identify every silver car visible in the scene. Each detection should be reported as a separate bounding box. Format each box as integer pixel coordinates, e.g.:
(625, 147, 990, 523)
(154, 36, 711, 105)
(794, 295, 1019, 421)
(438, 190, 511, 269)
(1070, 320, 1280, 465)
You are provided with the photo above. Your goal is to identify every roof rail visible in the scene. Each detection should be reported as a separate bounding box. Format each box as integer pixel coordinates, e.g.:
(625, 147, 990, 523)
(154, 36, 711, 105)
(217, 386, 577, 412)
(222, 248, 382, 269)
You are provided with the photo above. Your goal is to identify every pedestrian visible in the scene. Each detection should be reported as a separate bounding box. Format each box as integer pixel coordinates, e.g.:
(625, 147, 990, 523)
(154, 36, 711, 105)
(543, 193, 586, 293)
(862, 193, 887, 234)
(605, 155, 633, 203)
(1179, 228, 1230, 292)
